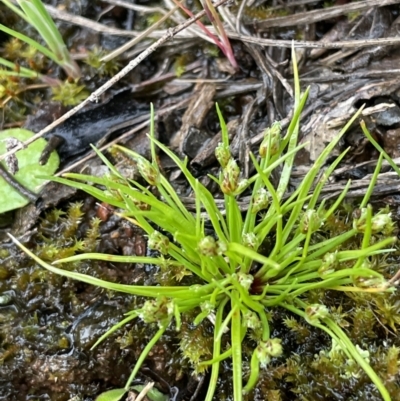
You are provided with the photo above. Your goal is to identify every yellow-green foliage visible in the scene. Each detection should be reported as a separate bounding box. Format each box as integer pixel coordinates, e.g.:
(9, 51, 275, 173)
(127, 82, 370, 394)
(84, 47, 120, 78)
(51, 80, 89, 107)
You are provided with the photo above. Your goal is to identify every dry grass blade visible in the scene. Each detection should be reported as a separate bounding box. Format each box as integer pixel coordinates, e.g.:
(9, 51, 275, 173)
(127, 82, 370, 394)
(44, 4, 142, 37)
(100, 5, 179, 62)
(228, 32, 400, 50)
(134, 382, 154, 401)
(255, 0, 400, 29)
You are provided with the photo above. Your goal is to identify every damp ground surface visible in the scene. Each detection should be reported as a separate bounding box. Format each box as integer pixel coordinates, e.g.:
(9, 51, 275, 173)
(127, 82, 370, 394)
(1, 1, 400, 400)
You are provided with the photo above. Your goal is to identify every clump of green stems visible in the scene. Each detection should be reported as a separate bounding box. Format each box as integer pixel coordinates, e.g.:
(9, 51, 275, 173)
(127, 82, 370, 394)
(0, 0, 80, 79)
(10, 52, 398, 401)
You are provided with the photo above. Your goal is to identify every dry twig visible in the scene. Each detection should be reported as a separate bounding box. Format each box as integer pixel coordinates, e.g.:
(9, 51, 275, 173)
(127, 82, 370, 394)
(227, 32, 400, 50)
(255, 0, 400, 29)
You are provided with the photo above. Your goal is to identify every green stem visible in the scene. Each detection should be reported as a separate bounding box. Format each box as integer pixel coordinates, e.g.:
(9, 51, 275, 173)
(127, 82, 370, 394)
(91, 311, 139, 350)
(243, 349, 260, 394)
(124, 322, 169, 390)
(199, 348, 232, 366)
(325, 318, 391, 401)
(204, 297, 229, 401)
(231, 293, 243, 401)
(283, 301, 391, 401)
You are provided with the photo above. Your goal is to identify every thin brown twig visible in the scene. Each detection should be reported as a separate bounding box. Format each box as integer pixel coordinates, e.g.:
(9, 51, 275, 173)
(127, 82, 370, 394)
(100, 5, 179, 62)
(105, 0, 321, 14)
(227, 32, 400, 49)
(45, 4, 141, 37)
(0, 0, 229, 163)
(255, 0, 400, 29)
(103, 0, 172, 13)
(298, 69, 400, 82)
(45, 2, 204, 40)
(0, 164, 38, 202)
(105, 0, 213, 45)
(235, 0, 249, 34)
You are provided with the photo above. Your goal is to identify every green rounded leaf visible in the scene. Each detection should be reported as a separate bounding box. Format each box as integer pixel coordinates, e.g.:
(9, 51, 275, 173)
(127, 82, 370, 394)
(131, 385, 169, 401)
(95, 388, 126, 401)
(0, 128, 59, 213)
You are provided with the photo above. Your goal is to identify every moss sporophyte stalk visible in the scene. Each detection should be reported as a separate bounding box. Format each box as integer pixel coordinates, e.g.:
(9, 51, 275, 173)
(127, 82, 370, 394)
(9, 53, 400, 401)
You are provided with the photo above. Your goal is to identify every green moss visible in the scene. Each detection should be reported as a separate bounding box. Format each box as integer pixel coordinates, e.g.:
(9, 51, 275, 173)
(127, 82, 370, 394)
(283, 316, 311, 342)
(0, 266, 10, 280)
(84, 47, 121, 78)
(179, 317, 213, 371)
(51, 80, 89, 107)
(229, 4, 289, 23)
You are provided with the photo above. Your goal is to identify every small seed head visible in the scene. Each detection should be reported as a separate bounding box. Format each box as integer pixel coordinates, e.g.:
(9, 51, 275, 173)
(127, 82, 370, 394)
(353, 273, 386, 288)
(243, 310, 261, 330)
(217, 240, 228, 255)
(198, 236, 218, 256)
(215, 143, 231, 168)
(305, 304, 329, 325)
(318, 251, 338, 277)
(237, 272, 254, 290)
(251, 188, 270, 213)
(353, 208, 395, 235)
(104, 189, 123, 202)
(259, 121, 281, 158)
(201, 300, 214, 314)
(242, 232, 258, 249)
(140, 296, 173, 324)
(256, 338, 283, 368)
(132, 198, 151, 211)
(220, 158, 240, 195)
(236, 179, 249, 195)
(300, 209, 322, 234)
(148, 231, 169, 254)
(372, 213, 395, 235)
(353, 208, 368, 232)
(137, 157, 159, 186)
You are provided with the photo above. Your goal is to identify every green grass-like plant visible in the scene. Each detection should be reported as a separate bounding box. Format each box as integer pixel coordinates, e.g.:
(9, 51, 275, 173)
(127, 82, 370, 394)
(0, 0, 80, 79)
(9, 52, 398, 400)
